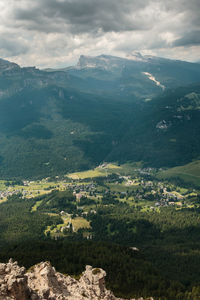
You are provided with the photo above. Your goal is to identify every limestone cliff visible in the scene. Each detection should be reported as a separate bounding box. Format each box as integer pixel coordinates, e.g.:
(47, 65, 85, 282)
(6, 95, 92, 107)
(0, 259, 153, 300)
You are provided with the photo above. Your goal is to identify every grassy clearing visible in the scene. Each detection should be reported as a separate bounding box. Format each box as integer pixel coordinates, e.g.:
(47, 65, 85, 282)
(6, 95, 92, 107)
(0, 181, 6, 190)
(179, 188, 188, 194)
(45, 216, 90, 236)
(108, 183, 140, 193)
(116, 162, 143, 176)
(106, 163, 121, 169)
(0, 198, 7, 204)
(31, 200, 43, 212)
(157, 160, 200, 186)
(71, 217, 91, 232)
(66, 162, 141, 180)
(67, 169, 105, 179)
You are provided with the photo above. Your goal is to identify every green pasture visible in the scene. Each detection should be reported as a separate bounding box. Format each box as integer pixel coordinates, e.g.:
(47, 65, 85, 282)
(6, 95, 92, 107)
(157, 160, 200, 186)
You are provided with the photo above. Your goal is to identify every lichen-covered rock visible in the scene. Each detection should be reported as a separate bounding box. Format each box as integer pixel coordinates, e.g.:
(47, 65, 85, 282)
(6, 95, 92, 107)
(0, 259, 151, 300)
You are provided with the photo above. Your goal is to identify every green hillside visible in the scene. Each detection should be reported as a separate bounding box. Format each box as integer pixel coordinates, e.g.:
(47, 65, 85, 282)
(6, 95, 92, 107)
(0, 84, 140, 178)
(111, 84, 200, 168)
(0, 56, 200, 179)
(157, 160, 200, 186)
(1, 81, 200, 179)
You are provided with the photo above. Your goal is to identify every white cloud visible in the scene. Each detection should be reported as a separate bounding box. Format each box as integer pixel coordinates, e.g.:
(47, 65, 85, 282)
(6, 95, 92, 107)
(0, 0, 199, 68)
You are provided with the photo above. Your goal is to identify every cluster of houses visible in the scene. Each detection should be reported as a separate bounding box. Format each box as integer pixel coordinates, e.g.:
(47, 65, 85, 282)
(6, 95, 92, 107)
(1, 169, 196, 213)
(66, 182, 96, 193)
(0, 189, 19, 200)
(63, 175, 187, 210)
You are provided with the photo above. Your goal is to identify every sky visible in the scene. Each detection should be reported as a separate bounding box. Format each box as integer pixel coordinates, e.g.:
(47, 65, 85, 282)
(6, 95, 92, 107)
(0, 0, 200, 68)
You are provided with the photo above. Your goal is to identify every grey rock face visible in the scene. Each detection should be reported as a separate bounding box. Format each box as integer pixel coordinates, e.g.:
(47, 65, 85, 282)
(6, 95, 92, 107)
(0, 259, 151, 300)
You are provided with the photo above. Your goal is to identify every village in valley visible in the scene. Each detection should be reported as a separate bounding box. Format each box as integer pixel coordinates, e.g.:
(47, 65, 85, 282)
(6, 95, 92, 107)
(0, 162, 199, 239)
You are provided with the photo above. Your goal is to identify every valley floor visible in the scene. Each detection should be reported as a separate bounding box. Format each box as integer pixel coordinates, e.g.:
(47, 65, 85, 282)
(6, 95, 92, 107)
(1, 162, 200, 299)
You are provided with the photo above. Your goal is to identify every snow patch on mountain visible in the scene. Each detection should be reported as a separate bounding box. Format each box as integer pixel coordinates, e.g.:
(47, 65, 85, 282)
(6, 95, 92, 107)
(142, 72, 165, 90)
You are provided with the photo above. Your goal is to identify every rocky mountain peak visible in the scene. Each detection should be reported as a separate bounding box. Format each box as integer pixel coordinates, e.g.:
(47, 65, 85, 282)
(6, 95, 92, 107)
(0, 259, 152, 300)
(77, 54, 128, 71)
(0, 58, 20, 73)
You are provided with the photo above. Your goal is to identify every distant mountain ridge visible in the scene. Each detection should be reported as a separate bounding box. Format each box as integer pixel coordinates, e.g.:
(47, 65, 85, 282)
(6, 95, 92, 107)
(76, 53, 174, 69)
(0, 58, 20, 72)
(43, 53, 200, 99)
(0, 54, 200, 178)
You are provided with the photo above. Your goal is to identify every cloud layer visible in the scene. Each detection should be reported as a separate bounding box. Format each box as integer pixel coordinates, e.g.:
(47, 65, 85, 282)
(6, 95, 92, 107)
(0, 0, 199, 67)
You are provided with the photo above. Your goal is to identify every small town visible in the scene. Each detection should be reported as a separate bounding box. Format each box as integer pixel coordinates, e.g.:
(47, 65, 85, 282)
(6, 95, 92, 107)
(1, 163, 199, 214)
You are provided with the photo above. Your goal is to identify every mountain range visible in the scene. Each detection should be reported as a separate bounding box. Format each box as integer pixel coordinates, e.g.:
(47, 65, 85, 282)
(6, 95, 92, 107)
(0, 53, 200, 178)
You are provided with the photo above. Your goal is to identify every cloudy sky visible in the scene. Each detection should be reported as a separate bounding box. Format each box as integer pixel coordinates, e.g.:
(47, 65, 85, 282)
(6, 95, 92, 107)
(0, 0, 200, 68)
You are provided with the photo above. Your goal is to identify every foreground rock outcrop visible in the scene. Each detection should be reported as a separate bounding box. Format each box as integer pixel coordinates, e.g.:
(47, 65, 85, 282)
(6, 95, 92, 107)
(0, 259, 152, 300)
